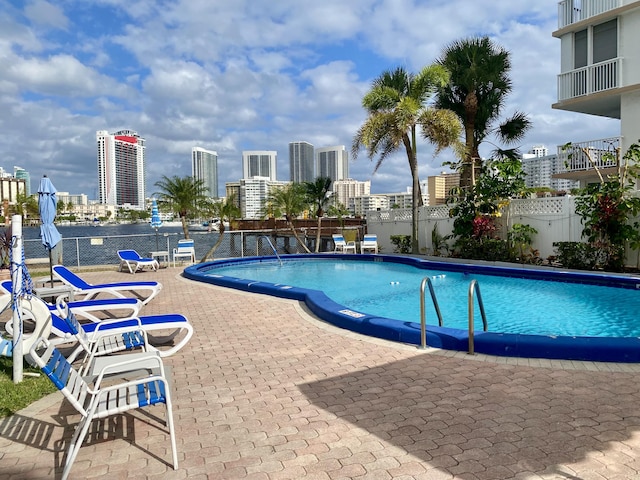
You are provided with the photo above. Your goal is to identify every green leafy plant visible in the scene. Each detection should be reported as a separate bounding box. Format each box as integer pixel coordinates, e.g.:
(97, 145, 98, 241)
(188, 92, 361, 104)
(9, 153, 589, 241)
(390, 235, 412, 254)
(571, 142, 640, 271)
(430, 224, 448, 256)
(508, 223, 539, 264)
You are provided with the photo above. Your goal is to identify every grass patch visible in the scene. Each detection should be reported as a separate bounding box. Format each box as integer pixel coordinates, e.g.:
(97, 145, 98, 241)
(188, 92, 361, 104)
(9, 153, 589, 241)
(0, 356, 56, 418)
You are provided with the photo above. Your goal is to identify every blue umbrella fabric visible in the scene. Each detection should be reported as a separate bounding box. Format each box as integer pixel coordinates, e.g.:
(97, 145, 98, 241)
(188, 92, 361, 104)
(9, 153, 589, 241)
(38, 176, 62, 286)
(150, 199, 162, 229)
(150, 198, 163, 252)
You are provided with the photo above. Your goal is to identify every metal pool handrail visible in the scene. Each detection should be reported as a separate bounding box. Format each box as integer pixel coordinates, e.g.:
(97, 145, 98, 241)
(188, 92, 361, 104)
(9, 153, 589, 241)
(468, 279, 488, 355)
(419, 276, 444, 349)
(258, 235, 282, 266)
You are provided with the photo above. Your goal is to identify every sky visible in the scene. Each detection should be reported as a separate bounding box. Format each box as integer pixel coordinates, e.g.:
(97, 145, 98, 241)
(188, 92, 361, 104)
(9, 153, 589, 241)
(0, 0, 621, 200)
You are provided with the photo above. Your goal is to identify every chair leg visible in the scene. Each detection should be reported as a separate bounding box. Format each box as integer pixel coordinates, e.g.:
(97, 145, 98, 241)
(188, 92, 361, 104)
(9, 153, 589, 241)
(62, 415, 92, 480)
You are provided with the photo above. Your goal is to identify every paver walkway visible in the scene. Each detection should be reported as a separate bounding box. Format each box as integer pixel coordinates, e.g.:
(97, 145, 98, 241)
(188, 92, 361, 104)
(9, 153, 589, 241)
(2, 267, 640, 479)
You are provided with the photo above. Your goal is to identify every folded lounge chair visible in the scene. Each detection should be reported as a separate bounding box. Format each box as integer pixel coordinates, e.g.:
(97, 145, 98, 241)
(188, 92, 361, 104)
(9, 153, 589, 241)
(29, 336, 177, 480)
(117, 249, 159, 274)
(53, 264, 162, 305)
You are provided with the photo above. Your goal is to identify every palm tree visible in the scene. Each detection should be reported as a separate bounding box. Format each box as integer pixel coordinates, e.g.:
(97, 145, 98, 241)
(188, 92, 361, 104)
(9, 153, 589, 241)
(304, 177, 333, 252)
(352, 65, 462, 254)
(263, 183, 311, 253)
(436, 36, 531, 188)
(154, 175, 208, 239)
(200, 195, 241, 262)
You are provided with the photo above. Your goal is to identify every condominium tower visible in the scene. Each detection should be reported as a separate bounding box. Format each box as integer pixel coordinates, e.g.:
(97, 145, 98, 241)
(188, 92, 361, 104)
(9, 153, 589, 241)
(242, 151, 277, 181)
(289, 141, 315, 183)
(316, 145, 348, 183)
(97, 129, 146, 208)
(192, 147, 219, 198)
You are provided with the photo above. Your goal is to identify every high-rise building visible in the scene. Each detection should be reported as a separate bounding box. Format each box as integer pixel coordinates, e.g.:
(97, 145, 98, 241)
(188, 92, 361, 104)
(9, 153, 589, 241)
(427, 172, 460, 206)
(289, 141, 315, 183)
(522, 153, 579, 192)
(192, 147, 219, 198)
(528, 145, 549, 158)
(239, 177, 289, 219)
(332, 179, 370, 212)
(316, 145, 348, 183)
(242, 151, 277, 181)
(97, 129, 146, 208)
(13, 166, 30, 196)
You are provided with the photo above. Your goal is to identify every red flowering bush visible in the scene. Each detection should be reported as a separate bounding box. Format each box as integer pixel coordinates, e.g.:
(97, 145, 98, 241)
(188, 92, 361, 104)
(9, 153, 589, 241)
(472, 215, 496, 239)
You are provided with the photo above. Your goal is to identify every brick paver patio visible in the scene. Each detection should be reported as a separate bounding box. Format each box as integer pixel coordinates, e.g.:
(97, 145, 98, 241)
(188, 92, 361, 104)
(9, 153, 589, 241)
(2, 266, 640, 479)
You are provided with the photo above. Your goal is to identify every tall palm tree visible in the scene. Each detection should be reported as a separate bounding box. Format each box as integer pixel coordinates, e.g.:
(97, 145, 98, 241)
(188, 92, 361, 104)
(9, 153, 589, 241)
(436, 36, 531, 188)
(200, 194, 241, 262)
(263, 183, 311, 253)
(352, 65, 462, 254)
(304, 177, 333, 252)
(154, 175, 208, 239)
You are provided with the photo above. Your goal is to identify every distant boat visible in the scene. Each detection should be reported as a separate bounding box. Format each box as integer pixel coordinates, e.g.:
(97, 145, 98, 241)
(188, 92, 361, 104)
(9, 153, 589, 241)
(188, 222, 210, 232)
(93, 217, 103, 227)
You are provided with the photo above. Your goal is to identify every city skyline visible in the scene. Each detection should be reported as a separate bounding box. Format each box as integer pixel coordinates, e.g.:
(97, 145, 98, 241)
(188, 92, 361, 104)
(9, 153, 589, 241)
(0, 2, 620, 198)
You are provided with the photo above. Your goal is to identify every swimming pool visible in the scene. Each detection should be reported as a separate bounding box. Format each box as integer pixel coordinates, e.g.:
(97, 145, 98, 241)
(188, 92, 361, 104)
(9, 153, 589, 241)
(184, 255, 640, 362)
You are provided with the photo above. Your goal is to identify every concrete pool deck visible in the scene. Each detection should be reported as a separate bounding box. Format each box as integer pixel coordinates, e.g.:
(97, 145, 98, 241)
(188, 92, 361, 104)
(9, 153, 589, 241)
(2, 266, 640, 479)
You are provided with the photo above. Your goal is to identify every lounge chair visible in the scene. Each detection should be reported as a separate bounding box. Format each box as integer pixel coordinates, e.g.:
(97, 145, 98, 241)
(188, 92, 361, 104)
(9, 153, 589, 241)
(48, 305, 194, 358)
(332, 234, 356, 254)
(117, 249, 159, 274)
(52, 264, 162, 305)
(29, 336, 178, 480)
(360, 234, 379, 254)
(1, 280, 143, 322)
(172, 239, 196, 267)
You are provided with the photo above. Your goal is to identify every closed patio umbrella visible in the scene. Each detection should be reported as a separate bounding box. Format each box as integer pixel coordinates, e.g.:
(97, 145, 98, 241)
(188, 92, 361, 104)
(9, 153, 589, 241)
(38, 175, 62, 287)
(150, 198, 163, 252)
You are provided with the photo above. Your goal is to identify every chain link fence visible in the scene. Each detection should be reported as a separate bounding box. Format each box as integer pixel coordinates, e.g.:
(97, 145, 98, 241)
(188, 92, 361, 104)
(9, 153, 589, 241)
(22, 230, 312, 271)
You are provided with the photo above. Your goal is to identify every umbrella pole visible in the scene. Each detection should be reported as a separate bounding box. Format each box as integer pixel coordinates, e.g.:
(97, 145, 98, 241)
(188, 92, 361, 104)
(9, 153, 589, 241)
(49, 249, 54, 288)
(155, 228, 159, 251)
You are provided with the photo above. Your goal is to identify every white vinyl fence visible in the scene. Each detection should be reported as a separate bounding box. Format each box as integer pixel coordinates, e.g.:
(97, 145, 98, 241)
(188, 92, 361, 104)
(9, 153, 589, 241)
(366, 196, 640, 266)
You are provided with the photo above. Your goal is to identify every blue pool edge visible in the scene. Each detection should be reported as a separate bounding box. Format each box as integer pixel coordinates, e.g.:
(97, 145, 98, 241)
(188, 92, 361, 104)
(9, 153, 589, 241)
(183, 254, 640, 363)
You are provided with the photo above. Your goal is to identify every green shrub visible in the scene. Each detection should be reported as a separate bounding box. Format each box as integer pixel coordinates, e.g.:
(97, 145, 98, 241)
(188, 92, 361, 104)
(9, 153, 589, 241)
(453, 237, 510, 261)
(390, 235, 411, 254)
(551, 241, 621, 270)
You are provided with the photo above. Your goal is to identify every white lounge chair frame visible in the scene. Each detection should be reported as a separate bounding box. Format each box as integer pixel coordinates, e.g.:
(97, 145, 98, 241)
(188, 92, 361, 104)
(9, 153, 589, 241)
(118, 249, 159, 274)
(29, 337, 178, 480)
(52, 265, 162, 305)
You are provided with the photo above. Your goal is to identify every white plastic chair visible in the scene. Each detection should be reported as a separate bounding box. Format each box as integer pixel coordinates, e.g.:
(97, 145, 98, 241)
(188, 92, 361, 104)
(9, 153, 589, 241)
(173, 239, 196, 266)
(360, 234, 379, 254)
(29, 337, 178, 480)
(332, 234, 356, 253)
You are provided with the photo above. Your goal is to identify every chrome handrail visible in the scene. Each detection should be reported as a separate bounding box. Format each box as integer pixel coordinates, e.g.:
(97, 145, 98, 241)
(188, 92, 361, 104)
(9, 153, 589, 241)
(468, 279, 488, 355)
(258, 235, 282, 266)
(419, 276, 444, 349)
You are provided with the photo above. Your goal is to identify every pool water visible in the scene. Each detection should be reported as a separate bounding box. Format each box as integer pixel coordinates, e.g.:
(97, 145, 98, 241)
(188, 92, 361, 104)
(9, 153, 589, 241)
(205, 259, 640, 338)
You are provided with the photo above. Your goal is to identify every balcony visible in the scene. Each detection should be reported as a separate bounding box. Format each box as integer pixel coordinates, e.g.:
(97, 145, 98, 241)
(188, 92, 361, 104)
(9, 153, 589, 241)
(558, 0, 621, 29)
(558, 58, 620, 101)
(553, 137, 622, 184)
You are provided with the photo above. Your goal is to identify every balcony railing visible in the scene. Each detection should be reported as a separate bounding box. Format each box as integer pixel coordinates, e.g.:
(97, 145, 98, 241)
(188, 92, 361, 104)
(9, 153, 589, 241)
(557, 57, 621, 101)
(558, 0, 620, 28)
(556, 137, 621, 172)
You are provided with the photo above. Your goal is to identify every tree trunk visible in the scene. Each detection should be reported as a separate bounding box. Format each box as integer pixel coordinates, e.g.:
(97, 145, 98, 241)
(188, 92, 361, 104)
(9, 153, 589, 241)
(200, 224, 225, 262)
(403, 132, 420, 254)
(460, 91, 480, 189)
(315, 215, 322, 253)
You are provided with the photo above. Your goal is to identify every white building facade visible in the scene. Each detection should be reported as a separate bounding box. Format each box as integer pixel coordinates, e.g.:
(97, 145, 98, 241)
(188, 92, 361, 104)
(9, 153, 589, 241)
(239, 177, 289, 219)
(242, 151, 277, 181)
(332, 179, 370, 211)
(97, 129, 146, 208)
(192, 147, 219, 198)
(553, 0, 640, 185)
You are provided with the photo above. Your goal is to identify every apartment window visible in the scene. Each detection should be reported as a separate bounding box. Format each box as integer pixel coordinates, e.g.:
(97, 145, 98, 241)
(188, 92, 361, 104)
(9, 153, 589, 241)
(593, 19, 617, 63)
(574, 29, 587, 68)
